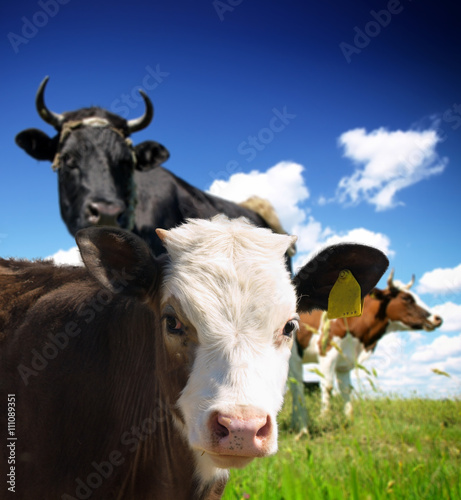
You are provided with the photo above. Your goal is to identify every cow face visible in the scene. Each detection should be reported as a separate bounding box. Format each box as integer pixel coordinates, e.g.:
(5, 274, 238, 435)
(15, 77, 169, 236)
(384, 287, 443, 332)
(156, 218, 297, 477)
(17, 124, 169, 235)
(55, 125, 169, 235)
(76, 217, 388, 485)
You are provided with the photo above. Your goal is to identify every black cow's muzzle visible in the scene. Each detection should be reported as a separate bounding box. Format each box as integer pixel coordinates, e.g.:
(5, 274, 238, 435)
(85, 201, 126, 227)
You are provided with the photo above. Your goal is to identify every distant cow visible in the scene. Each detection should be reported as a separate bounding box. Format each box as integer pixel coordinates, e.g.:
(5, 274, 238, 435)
(0, 216, 388, 499)
(16, 77, 287, 260)
(298, 270, 443, 417)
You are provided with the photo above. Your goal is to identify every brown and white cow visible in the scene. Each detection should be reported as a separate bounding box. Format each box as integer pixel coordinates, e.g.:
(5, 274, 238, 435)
(297, 270, 443, 418)
(0, 216, 388, 500)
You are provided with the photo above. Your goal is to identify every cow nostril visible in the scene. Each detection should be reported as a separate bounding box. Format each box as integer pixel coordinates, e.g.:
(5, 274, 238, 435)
(256, 416, 271, 439)
(88, 203, 100, 217)
(210, 413, 229, 439)
(86, 202, 101, 224)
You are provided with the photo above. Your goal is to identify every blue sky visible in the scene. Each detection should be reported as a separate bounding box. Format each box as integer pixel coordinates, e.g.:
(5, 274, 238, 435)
(1, 0, 460, 397)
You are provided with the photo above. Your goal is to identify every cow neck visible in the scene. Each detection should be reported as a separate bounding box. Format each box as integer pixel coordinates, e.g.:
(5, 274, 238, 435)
(361, 289, 396, 351)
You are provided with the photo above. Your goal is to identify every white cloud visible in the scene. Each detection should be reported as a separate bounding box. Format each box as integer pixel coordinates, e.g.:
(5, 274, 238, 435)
(432, 302, 461, 331)
(46, 246, 83, 266)
(411, 333, 461, 362)
(407, 331, 425, 342)
(321, 227, 393, 256)
(317, 195, 327, 206)
(335, 127, 447, 211)
(416, 264, 461, 295)
(208, 161, 309, 230)
(291, 217, 333, 254)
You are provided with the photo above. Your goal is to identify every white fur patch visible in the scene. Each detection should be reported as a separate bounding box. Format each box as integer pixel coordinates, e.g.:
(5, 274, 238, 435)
(81, 117, 111, 127)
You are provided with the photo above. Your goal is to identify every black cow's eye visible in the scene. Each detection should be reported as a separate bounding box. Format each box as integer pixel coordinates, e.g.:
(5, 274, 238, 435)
(61, 153, 77, 169)
(283, 320, 298, 338)
(165, 315, 184, 335)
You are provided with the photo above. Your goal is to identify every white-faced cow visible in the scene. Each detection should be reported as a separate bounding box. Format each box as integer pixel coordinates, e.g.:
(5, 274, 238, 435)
(0, 216, 388, 499)
(15, 77, 287, 260)
(298, 270, 443, 418)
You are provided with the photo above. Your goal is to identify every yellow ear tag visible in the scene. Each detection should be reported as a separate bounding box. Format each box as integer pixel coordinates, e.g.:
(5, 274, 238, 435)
(327, 269, 363, 320)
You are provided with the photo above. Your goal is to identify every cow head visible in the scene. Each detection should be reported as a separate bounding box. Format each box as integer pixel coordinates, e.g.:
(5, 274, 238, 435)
(16, 76, 170, 235)
(75, 216, 389, 485)
(376, 270, 443, 332)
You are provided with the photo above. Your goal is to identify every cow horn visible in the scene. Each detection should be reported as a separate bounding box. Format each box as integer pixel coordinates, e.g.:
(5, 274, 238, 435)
(126, 90, 154, 134)
(387, 268, 395, 289)
(405, 274, 415, 290)
(35, 76, 64, 129)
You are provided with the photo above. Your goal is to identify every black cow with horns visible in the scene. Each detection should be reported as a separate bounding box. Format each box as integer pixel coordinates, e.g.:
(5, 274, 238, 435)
(16, 77, 288, 260)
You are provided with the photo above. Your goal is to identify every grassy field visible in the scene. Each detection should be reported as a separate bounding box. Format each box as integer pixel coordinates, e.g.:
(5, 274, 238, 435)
(222, 390, 461, 500)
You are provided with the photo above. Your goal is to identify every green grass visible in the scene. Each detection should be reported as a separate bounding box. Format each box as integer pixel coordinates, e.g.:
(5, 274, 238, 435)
(223, 391, 461, 500)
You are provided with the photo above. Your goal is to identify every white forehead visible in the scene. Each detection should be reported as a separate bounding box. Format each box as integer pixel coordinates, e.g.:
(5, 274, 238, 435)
(161, 216, 297, 342)
(162, 216, 295, 262)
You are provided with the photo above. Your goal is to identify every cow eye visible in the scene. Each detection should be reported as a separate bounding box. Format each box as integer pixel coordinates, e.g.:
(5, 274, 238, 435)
(61, 153, 78, 169)
(283, 320, 298, 338)
(164, 315, 184, 335)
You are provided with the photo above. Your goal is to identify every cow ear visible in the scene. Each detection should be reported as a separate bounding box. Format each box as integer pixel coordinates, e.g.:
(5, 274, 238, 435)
(293, 243, 389, 313)
(15, 128, 58, 161)
(134, 141, 170, 171)
(76, 227, 160, 298)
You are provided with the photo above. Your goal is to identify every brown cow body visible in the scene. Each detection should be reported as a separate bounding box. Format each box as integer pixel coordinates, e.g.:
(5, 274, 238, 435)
(0, 259, 220, 500)
(0, 217, 388, 499)
(298, 272, 442, 417)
